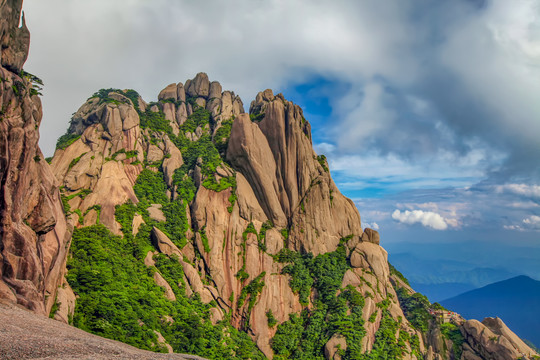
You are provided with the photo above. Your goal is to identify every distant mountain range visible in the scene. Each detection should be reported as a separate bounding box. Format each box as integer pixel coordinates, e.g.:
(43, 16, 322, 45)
(441, 275, 540, 348)
(389, 252, 517, 301)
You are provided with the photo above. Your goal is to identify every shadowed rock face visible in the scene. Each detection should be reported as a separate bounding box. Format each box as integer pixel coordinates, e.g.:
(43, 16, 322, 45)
(0, 0, 30, 73)
(0, 0, 72, 316)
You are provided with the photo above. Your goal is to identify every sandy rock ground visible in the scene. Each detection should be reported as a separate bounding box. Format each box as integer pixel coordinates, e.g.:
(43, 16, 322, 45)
(0, 300, 207, 360)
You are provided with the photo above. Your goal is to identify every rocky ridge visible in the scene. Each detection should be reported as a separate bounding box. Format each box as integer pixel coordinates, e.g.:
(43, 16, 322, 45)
(0, 1, 537, 358)
(0, 0, 72, 317)
(47, 71, 538, 359)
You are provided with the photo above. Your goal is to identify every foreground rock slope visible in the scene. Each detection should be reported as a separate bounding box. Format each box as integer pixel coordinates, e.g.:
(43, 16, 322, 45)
(0, 300, 207, 360)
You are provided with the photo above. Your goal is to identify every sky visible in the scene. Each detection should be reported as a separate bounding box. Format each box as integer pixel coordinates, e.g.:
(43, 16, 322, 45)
(22, 0, 540, 285)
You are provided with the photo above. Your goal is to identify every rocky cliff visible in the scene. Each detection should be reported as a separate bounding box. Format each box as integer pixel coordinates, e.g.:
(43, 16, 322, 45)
(0, 1, 537, 358)
(0, 0, 72, 316)
(47, 71, 539, 359)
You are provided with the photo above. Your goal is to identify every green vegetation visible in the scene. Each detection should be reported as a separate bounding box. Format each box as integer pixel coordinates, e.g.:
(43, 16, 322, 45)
(200, 227, 211, 253)
(257, 221, 273, 252)
(181, 105, 211, 133)
(442, 323, 465, 356)
(89, 88, 130, 106)
(275, 244, 349, 306)
(56, 133, 81, 150)
(360, 310, 407, 359)
(270, 244, 366, 358)
(134, 169, 169, 205)
(11, 80, 24, 98)
(49, 296, 60, 318)
(140, 107, 173, 134)
(68, 152, 87, 171)
(67, 225, 264, 359)
(238, 272, 266, 314)
(214, 119, 233, 154)
(266, 309, 278, 328)
(249, 109, 265, 122)
(20, 70, 44, 96)
(132, 170, 190, 249)
(316, 155, 329, 172)
(389, 263, 410, 286)
(395, 287, 430, 333)
(440, 323, 464, 358)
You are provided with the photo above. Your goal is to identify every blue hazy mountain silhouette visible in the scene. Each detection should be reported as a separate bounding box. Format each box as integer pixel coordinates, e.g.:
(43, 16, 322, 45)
(441, 275, 540, 347)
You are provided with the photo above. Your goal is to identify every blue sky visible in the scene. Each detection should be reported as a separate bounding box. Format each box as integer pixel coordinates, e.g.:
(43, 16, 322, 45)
(23, 0, 540, 283)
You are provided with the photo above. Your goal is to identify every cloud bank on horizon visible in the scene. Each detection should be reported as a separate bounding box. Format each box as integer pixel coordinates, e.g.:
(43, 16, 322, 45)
(22, 0, 540, 236)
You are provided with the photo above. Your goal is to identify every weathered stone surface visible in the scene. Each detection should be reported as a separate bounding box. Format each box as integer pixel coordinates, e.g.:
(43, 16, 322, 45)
(153, 330, 174, 353)
(151, 227, 182, 257)
(176, 102, 188, 125)
(460, 318, 538, 360)
(361, 228, 380, 245)
(227, 113, 287, 226)
(209, 81, 222, 99)
(148, 204, 166, 222)
(53, 280, 76, 324)
(158, 83, 177, 101)
(176, 82, 186, 102)
(147, 144, 164, 162)
(482, 317, 536, 356)
(163, 139, 184, 187)
(0, 1, 29, 72)
(324, 334, 346, 360)
(162, 102, 176, 123)
(0, 1, 72, 317)
(186, 72, 210, 98)
(461, 318, 537, 360)
(153, 272, 176, 301)
(132, 214, 145, 236)
(350, 242, 389, 280)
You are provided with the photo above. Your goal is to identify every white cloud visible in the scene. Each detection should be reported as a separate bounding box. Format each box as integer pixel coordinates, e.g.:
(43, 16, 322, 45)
(503, 215, 540, 231)
(391, 209, 450, 230)
(523, 215, 540, 229)
(495, 184, 540, 200)
(330, 150, 492, 191)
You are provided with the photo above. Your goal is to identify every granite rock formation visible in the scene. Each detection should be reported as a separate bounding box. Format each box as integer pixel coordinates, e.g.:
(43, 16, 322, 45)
(0, 0, 72, 317)
(0, 2, 537, 358)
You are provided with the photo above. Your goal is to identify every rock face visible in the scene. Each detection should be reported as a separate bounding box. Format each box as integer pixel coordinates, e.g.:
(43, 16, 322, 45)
(49, 73, 539, 359)
(3, 3, 536, 359)
(461, 318, 538, 360)
(228, 91, 362, 255)
(0, 0, 72, 316)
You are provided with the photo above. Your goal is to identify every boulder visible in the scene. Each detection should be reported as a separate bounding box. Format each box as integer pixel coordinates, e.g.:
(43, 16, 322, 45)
(186, 72, 210, 98)
(158, 83, 178, 101)
(324, 334, 346, 360)
(361, 228, 380, 245)
(151, 227, 182, 257)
